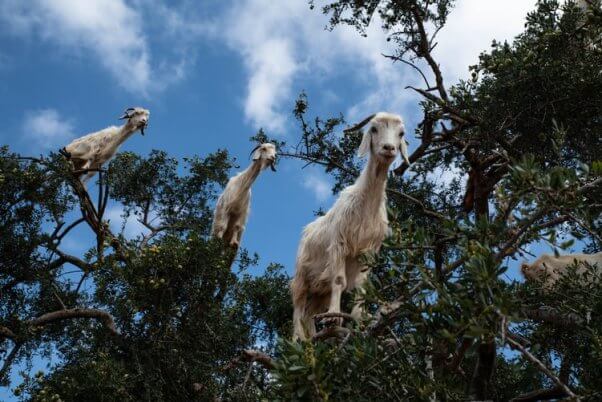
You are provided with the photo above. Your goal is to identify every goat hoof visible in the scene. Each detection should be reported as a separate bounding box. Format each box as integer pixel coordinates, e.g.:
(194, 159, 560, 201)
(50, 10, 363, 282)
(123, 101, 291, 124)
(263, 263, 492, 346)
(320, 316, 343, 328)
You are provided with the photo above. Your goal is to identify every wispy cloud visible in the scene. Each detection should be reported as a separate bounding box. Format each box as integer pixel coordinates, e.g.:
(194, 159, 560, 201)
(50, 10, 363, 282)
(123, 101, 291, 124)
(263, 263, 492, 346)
(302, 171, 332, 202)
(22, 109, 75, 149)
(0, 0, 211, 95)
(221, 0, 534, 137)
(435, 0, 536, 83)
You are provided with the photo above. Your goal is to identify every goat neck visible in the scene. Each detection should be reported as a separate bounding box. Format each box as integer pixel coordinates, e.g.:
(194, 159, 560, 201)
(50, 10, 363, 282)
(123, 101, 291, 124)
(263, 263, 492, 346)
(237, 159, 263, 191)
(115, 120, 140, 146)
(355, 153, 390, 202)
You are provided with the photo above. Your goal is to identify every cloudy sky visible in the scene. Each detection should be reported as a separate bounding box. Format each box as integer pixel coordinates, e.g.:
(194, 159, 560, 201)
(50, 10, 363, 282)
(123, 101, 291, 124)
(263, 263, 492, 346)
(0, 0, 538, 397)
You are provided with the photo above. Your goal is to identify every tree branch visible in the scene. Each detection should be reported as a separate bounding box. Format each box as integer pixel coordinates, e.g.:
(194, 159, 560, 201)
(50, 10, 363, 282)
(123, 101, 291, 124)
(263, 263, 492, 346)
(0, 343, 22, 382)
(30, 308, 119, 337)
(506, 332, 576, 399)
(522, 306, 584, 327)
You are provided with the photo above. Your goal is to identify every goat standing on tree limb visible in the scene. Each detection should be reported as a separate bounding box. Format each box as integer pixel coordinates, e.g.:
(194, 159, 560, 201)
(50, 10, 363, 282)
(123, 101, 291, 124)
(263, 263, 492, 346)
(212, 143, 277, 249)
(60, 107, 150, 183)
(291, 113, 411, 341)
(521, 252, 602, 289)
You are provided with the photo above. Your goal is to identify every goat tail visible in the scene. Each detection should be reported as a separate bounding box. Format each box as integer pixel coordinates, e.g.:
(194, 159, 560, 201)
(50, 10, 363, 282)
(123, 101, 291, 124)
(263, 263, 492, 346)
(291, 273, 314, 341)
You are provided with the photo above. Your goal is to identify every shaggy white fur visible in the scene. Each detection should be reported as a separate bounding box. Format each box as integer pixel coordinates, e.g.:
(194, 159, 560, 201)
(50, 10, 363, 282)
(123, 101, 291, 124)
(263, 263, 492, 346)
(61, 107, 149, 183)
(212, 143, 276, 249)
(291, 112, 410, 341)
(521, 252, 602, 289)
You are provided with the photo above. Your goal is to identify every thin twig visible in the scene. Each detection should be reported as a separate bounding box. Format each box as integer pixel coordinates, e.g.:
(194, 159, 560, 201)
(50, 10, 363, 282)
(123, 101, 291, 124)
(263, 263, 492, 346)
(506, 332, 576, 399)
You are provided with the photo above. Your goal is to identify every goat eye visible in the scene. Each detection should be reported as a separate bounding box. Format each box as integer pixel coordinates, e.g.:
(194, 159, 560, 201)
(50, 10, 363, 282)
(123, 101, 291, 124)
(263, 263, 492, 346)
(399, 131, 405, 137)
(370, 127, 377, 134)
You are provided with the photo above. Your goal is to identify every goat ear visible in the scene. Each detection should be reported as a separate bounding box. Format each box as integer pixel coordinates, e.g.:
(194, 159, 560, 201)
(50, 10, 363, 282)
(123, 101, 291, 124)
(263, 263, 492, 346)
(357, 129, 371, 158)
(400, 136, 411, 165)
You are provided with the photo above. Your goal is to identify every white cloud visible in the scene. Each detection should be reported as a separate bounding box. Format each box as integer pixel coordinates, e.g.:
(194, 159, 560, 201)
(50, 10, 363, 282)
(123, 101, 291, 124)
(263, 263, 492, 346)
(22, 109, 75, 149)
(426, 164, 466, 188)
(223, 0, 415, 134)
(435, 0, 536, 83)
(244, 38, 298, 132)
(222, 0, 537, 136)
(302, 171, 332, 202)
(0, 0, 208, 95)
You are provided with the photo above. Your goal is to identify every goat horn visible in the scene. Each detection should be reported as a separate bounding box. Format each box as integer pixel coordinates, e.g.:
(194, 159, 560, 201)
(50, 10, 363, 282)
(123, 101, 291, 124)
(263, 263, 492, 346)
(249, 145, 261, 159)
(118, 107, 136, 120)
(343, 114, 376, 133)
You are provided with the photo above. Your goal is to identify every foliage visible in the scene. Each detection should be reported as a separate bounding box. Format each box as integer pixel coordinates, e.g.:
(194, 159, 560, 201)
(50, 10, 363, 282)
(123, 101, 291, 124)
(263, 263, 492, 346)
(1, 1, 601, 401)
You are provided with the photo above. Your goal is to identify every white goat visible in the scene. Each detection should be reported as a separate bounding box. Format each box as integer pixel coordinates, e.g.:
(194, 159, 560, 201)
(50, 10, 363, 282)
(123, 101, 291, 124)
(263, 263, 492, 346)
(212, 143, 277, 248)
(521, 252, 602, 289)
(60, 107, 150, 183)
(291, 112, 411, 341)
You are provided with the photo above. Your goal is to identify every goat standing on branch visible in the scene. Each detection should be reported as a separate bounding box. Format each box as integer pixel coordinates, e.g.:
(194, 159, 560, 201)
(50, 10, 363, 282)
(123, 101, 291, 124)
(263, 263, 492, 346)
(291, 113, 411, 341)
(521, 252, 602, 289)
(60, 107, 150, 183)
(212, 143, 277, 249)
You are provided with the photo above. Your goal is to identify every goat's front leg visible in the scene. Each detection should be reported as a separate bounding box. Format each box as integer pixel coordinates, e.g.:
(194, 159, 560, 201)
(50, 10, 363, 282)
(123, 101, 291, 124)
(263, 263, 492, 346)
(324, 247, 347, 327)
(79, 161, 95, 185)
(228, 218, 245, 249)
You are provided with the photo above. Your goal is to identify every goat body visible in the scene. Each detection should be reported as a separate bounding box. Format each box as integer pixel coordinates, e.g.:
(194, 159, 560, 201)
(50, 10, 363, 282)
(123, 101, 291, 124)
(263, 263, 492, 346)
(62, 107, 149, 183)
(521, 252, 602, 288)
(212, 143, 276, 248)
(291, 112, 409, 340)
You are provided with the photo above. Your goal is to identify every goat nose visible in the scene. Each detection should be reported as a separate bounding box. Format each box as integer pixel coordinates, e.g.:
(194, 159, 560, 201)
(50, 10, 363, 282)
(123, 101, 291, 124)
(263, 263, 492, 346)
(383, 144, 395, 152)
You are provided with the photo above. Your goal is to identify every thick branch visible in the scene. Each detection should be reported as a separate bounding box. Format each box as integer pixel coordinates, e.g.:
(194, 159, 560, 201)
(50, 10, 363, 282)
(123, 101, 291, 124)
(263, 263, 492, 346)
(510, 386, 569, 402)
(522, 306, 584, 327)
(30, 308, 119, 337)
(0, 343, 22, 382)
(468, 340, 496, 400)
(0, 326, 17, 340)
(240, 349, 275, 370)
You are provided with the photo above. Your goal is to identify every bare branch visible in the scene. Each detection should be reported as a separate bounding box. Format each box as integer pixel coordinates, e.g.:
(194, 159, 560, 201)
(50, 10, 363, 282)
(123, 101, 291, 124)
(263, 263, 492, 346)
(522, 306, 584, 327)
(409, 3, 448, 100)
(0, 343, 22, 382)
(0, 326, 17, 340)
(510, 386, 569, 402)
(506, 332, 576, 399)
(30, 308, 120, 337)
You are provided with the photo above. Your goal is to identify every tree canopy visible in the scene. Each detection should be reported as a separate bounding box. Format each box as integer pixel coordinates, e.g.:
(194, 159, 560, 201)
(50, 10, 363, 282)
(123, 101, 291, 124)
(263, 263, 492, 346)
(1, 1, 601, 401)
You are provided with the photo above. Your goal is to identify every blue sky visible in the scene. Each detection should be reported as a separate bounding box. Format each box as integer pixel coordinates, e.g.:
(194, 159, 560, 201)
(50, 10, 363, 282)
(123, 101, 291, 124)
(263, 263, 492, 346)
(0, 0, 539, 398)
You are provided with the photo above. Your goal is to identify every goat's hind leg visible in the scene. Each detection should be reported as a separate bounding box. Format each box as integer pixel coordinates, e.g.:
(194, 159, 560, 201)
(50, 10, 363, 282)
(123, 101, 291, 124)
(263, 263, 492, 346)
(350, 267, 371, 322)
(212, 213, 229, 240)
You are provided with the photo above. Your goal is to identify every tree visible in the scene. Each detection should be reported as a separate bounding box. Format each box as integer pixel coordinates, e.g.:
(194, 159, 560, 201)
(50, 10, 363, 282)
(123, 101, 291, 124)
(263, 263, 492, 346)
(1, 0, 601, 401)
(0, 148, 291, 401)
(260, 0, 601, 400)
